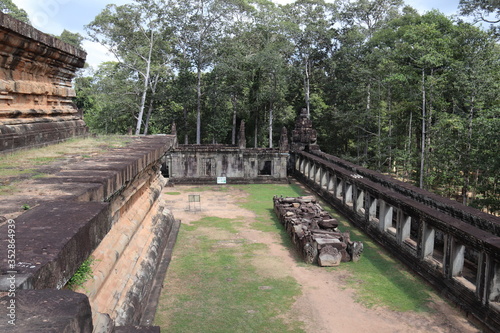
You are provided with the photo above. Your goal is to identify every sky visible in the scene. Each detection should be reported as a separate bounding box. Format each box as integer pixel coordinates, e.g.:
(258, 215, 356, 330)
(12, 0, 464, 68)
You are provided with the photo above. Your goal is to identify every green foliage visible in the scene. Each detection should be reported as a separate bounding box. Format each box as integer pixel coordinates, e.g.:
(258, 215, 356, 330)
(21, 204, 30, 210)
(459, 0, 500, 35)
(81, 0, 500, 212)
(0, 0, 29, 23)
(67, 257, 94, 290)
(58, 29, 84, 49)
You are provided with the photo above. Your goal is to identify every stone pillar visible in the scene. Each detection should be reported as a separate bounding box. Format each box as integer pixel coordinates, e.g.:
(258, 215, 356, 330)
(171, 122, 178, 148)
(368, 195, 377, 222)
(345, 182, 353, 207)
(238, 120, 246, 149)
(451, 240, 465, 277)
(487, 258, 500, 304)
(379, 200, 393, 232)
(355, 187, 364, 215)
(398, 212, 411, 244)
(336, 178, 343, 198)
(279, 126, 289, 151)
(327, 174, 334, 193)
(421, 221, 435, 259)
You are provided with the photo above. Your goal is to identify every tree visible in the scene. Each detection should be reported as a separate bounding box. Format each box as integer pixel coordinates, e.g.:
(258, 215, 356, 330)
(86, 1, 171, 135)
(167, 0, 248, 144)
(80, 62, 140, 134)
(58, 29, 84, 49)
(0, 0, 29, 23)
(459, 0, 500, 24)
(444, 22, 500, 205)
(284, 0, 337, 119)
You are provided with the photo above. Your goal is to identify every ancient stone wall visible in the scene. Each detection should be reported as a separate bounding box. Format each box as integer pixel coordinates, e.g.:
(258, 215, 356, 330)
(290, 116, 500, 331)
(0, 136, 178, 332)
(0, 12, 87, 153)
(166, 145, 289, 184)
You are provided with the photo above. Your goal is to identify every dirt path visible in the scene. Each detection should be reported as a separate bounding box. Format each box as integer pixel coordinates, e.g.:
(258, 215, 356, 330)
(163, 185, 480, 333)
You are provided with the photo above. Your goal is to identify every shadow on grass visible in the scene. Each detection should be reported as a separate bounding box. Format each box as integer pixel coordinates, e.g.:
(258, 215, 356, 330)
(325, 208, 433, 312)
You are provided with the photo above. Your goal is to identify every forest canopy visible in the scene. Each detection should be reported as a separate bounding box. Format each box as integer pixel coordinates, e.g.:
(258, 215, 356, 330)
(71, 0, 499, 214)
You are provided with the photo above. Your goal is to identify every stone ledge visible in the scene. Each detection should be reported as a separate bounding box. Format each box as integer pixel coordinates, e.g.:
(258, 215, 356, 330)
(0, 289, 93, 332)
(0, 120, 88, 153)
(0, 201, 111, 290)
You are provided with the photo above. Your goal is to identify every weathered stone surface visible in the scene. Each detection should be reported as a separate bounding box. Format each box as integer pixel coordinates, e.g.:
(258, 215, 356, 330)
(0, 289, 93, 333)
(273, 196, 363, 265)
(166, 145, 288, 184)
(0, 201, 110, 290)
(291, 108, 318, 152)
(318, 245, 342, 267)
(0, 12, 88, 152)
(0, 136, 177, 218)
(0, 135, 178, 332)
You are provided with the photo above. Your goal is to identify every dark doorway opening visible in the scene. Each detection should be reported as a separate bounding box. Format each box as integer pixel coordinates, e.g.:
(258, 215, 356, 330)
(259, 160, 272, 176)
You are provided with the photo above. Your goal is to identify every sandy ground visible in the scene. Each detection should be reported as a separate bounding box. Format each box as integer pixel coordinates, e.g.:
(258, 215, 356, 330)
(163, 185, 481, 333)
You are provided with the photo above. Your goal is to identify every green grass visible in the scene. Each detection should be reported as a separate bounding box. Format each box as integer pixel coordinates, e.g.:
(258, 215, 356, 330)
(30, 156, 60, 165)
(165, 191, 181, 195)
(0, 168, 35, 177)
(188, 216, 243, 234)
(155, 217, 304, 332)
(322, 206, 433, 312)
(238, 184, 433, 312)
(156, 184, 437, 333)
(0, 183, 17, 195)
(235, 184, 306, 232)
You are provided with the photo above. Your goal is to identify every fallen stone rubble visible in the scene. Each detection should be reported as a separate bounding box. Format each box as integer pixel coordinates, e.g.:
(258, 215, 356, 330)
(273, 196, 363, 266)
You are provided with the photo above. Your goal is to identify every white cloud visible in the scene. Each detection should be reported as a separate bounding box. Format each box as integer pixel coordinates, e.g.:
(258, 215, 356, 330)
(82, 40, 117, 69)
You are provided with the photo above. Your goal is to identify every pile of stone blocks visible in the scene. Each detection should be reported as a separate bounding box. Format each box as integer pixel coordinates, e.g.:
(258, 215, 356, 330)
(273, 196, 363, 266)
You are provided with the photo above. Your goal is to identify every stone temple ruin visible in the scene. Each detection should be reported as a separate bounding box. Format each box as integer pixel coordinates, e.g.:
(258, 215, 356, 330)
(273, 196, 363, 266)
(1, 12, 500, 333)
(164, 121, 289, 184)
(0, 12, 87, 153)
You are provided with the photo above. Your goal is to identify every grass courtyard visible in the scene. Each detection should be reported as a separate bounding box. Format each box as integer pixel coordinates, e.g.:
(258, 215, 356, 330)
(153, 184, 465, 333)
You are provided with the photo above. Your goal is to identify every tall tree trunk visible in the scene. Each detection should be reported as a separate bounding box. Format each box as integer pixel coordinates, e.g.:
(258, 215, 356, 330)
(406, 110, 413, 182)
(143, 98, 154, 135)
(419, 69, 426, 189)
(388, 87, 393, 173)
(254, 110, 258, 148)
(196, 66, 202, 144)
(231, 94, 237, 145)
(183, 106, 189, 144)
(304, 58, 310, 119)
(135, 29, 154, 135)
(462, 97, 475, 205)
(269, 103, 273, 148)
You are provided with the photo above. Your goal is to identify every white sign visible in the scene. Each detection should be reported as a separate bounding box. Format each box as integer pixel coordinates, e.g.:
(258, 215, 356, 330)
(217, 177, 227, 184)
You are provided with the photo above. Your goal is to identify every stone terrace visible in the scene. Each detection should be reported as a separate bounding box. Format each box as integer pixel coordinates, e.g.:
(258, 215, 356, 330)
(0, 135, 177, 332)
